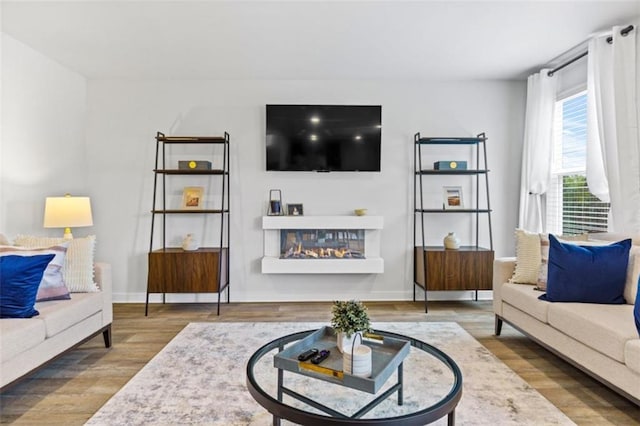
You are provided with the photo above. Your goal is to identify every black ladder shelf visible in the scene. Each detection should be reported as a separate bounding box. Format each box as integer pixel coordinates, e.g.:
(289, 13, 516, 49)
(413, 133, 494, 313)
(145, 132, 230, 316)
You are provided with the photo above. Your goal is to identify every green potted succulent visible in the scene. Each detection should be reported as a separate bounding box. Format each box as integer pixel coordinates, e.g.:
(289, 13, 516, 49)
(331, 300, 372, 353)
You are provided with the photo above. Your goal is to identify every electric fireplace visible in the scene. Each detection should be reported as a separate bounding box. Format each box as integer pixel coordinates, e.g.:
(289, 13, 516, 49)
(280, 229, 365, 259)
(261, 215, 384, 274)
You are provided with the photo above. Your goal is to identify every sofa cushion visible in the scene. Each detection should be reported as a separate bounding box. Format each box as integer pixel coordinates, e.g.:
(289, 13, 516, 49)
(509, 229, 589, 287)
(14, 235, 98, 293)
(624, 247, 640, 305)
(501, 283, 549, 323)
(548, 303, 637, 362)
(589, 232, 640, 246)
(0, 254, 54, 318)
(625, 340, 640, 374)
(541, 236, 631, 304)
(0, 244, 71, 302)
(35, 292, 103, 338)
(537, 233, 589, 291)
(509, 229, 541, 284)
(0, 318, 46, 361)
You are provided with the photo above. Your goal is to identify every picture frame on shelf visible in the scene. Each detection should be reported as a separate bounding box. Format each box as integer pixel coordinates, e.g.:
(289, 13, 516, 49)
(287, 203, 304, 216)
(443, 186, 463, 209)
(182, 186, 204, 209)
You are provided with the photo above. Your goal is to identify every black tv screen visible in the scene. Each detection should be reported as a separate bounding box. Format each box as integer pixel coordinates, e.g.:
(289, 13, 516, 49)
(266, 105, 381, 171)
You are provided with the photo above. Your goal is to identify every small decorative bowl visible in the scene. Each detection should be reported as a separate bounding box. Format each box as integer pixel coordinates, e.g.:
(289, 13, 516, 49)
(354, 208, 367, 216)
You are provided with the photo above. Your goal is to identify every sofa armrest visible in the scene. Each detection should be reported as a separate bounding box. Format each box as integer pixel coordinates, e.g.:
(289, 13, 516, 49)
(94, 262, 113, 326)
(493, 257, 516, 316)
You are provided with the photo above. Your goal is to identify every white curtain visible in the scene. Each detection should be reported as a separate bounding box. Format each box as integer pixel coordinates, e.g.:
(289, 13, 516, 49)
(587, 25, 640, 233)
(518, 69, 558, 233)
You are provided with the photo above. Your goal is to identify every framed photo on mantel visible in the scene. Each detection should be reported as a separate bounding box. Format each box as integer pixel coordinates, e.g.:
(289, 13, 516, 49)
(443, 186, 463, 210)
(182, 186, 204, 209)
(287, 203, 304, 216)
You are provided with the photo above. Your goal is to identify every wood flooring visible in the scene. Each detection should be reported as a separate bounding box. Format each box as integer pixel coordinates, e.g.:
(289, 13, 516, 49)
(1, 301, 639, 425)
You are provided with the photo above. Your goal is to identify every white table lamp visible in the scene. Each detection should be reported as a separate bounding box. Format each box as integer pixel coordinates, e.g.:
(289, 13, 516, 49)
(43, 194, 93, 239)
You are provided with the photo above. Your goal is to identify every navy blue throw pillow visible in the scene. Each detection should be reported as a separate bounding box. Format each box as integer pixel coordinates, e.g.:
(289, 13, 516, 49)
(0, 254, 55, 318)
(634, 275, 640, 336)
(539, 235, 631, 304)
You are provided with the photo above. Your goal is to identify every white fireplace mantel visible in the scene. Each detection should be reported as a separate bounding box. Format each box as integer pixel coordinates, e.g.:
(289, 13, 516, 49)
(261, 215, 384, 274)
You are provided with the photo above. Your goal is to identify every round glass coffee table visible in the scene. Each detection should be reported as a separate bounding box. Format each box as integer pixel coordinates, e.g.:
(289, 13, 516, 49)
(246, 328, 463, 425)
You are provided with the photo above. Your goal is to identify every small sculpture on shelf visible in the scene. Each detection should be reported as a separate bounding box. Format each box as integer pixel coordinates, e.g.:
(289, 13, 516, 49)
(182, 234, 199, 251)
(268, 189, 284, 216)
(443, 232, 460, 250)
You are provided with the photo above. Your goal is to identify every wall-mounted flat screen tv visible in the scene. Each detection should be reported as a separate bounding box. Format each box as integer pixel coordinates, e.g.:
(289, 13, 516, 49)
(266, 104, 381, 172)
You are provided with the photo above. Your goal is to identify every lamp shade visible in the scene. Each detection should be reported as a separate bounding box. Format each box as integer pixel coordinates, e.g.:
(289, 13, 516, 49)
(43, 196, 93, 228)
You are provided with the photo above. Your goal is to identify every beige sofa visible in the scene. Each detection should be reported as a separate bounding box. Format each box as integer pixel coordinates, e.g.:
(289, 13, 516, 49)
(493, 235, 640, 405)
(0, 262, 112, 389)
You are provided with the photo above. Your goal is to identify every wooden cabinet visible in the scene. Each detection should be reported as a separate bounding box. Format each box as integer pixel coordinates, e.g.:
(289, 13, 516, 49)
(413, 133, 494, 312)
(414, 247, 493, 291)
(145, 132, 230, 316)
(148, 248, 228, 293)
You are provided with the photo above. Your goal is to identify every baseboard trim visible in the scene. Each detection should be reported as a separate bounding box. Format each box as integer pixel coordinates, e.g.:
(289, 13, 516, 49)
(114, 290, 494, 304)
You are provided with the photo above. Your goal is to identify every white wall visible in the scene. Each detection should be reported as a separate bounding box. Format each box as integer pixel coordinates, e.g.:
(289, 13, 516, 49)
(1, 33, 88, 232)
(85, 79, 525, 303)
(0, 36, 525, 303)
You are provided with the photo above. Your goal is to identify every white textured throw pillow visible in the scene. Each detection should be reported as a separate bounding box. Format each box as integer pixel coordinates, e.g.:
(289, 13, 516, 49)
(14, 235, 98, 292)
(509, 229, 541, 284)
(0, 234, 9, 245)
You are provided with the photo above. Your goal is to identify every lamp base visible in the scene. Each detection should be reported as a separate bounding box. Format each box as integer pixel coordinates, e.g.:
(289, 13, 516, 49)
(63, 227, 73, 240)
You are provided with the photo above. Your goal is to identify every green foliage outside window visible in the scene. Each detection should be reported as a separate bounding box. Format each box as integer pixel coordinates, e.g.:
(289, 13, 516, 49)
(561, 175, 609, 234)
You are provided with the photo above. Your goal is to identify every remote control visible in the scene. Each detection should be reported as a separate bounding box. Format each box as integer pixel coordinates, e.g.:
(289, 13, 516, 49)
(311, 349, 330, 364)
(297, 348, 319, 361)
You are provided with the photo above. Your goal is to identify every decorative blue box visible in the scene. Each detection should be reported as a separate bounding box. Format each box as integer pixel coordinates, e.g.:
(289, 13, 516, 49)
(178, 160, 212, 170)
(434, 161, 467, 170)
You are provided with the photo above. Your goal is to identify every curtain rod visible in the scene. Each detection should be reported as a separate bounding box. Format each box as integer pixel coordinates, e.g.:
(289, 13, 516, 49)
(547, 25, 635, 77)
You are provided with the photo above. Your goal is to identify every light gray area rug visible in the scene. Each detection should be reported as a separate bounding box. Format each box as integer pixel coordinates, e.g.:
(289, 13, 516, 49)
(87, 322, 575, 425)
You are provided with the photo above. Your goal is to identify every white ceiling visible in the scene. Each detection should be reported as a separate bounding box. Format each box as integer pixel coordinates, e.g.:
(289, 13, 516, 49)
(2, 1, 639, 81)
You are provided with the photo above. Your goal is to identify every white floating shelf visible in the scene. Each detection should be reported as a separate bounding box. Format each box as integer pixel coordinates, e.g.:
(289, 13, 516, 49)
(261, 257, 384, 274)
(262, 215, 383, 229)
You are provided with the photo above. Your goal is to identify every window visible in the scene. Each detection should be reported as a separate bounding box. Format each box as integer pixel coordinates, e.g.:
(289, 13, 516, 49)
(546, 90, 609, 234)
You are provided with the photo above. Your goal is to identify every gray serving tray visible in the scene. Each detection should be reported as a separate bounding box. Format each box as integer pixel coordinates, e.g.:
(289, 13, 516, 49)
(273, 326, 410, 394)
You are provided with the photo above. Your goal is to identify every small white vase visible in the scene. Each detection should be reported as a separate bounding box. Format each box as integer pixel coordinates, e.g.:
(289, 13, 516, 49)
(443, 232, 460, 250)
(182, 234, 199, 251)
(336, 331, 362, 354)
